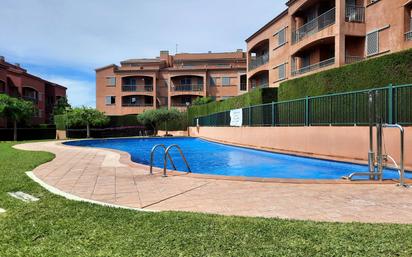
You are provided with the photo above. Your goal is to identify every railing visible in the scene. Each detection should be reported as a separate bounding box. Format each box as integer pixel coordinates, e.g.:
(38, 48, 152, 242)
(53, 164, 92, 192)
(345, 5, 365, 23)
(172, 84, 203, 92)
(23, 95, 39, 103)
(248, 53, 269, 70)
(292, 8, 336, 44)
(194, 84, 412, 127)
(345, 55, 365, 64)
(292, 57, 335, 76)
(122, 85, 153, 92)
(122, 103, 153, 107)
(251, 83, 269, 89)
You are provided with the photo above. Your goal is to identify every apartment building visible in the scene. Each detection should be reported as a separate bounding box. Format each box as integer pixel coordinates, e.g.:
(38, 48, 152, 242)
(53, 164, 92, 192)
(96, 50, 247, 115)
(0, 56, 67, 127)
(246, 0, 412, 89)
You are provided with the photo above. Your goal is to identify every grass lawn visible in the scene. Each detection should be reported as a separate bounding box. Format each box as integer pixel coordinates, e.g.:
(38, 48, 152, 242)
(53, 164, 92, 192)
(0, 141, 412, 256)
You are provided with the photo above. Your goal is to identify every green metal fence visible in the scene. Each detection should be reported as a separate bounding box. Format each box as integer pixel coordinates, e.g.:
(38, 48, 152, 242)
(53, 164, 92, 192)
(196, 84, 412, 127)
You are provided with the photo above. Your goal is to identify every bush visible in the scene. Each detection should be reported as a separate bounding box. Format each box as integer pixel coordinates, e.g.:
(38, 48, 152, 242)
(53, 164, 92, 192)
(67, 126, 152, 139)
(278, 48, 412, 101)
(188, 88, 277, 124)
(158, 112, 188, 131)
(108, 115, 143, 127)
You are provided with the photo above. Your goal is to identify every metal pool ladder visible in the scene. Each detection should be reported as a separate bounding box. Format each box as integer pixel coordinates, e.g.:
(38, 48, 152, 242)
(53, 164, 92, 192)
(149, 144, 191, 177)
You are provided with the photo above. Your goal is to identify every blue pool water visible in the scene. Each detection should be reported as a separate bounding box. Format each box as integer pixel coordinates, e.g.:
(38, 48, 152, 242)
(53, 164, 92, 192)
(64, 137, 411, 180)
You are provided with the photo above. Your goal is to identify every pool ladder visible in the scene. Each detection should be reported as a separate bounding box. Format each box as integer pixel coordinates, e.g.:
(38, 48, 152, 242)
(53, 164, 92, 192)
(149, 144, 191, 177)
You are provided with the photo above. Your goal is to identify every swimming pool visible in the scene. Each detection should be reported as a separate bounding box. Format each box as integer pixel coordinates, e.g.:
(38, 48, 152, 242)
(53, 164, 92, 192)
(64, 137, 411, 180)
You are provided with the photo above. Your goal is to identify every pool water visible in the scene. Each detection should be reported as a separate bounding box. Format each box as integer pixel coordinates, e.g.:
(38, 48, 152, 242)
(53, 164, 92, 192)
(64, 137, 411, 180)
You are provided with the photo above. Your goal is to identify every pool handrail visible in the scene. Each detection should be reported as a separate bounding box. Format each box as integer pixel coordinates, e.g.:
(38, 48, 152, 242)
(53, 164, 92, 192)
(150, 144, 177, 175)
(163, 144, 192, 177)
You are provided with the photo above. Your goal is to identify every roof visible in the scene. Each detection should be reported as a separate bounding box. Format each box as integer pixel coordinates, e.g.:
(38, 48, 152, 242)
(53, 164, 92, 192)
(120, 58, 161, 64)
(174, 51, 245, 61)
(94, 64, 118, 72)
(245, 9, 288, 43)
(286, 0, 298, 6)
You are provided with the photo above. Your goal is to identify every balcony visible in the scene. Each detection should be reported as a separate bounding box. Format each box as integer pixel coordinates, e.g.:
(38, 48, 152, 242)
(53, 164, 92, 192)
(345, 55, 365, 64)
(292, 57, 335, 76)
(122, 85, 153, 92)
(251, 83, 269, 89)
(171, 84, 203, 92)
(122, 103, 153, 107)
(292, 8, 336, 44)
(345, 5, 365, 23)
(248, 53, 269, 71)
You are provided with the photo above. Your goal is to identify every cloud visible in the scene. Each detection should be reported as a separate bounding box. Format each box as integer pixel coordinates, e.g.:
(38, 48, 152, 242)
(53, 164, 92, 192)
(0, 0, 287, 109)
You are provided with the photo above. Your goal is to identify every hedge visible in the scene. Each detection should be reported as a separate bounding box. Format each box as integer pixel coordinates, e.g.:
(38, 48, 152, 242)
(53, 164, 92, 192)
(158, 112, 188, 131)
(55, 114, 144, 130)
(278, 48, 412, 101)
(0, 128, 56, 141)
(188, 88, 278, 124)
(67, 126, 153, 139)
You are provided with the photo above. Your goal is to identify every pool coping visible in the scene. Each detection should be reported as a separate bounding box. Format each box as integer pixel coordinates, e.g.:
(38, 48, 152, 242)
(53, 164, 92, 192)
(60, 138, 411, 185)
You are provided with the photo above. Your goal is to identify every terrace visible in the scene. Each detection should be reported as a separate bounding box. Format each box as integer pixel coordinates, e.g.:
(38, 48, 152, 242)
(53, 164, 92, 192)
(121, 76, 154, 93)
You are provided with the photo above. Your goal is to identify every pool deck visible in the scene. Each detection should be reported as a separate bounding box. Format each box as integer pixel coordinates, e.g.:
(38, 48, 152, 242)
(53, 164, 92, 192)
(15, 140, 412, 224)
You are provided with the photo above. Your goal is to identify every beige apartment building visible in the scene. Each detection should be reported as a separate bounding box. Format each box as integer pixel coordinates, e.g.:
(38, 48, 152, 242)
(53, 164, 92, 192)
(246, 0, 412, 89)
(96, 50, 247, 115)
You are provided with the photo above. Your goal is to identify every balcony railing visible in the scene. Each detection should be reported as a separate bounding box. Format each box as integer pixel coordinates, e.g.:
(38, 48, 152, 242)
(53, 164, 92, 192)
(292, 8, 336, 44)
(23, 95, 38, 103)
(345, 55, 365, 64)
(122, 103, 153, 107)
(345, 5, 365, 23)
(248, 53, 269, 70)
(172, 84, 203, 92)
(251, 83, 269, 89)
(122, 85, 153, 92)
(292, 57, 335, 76)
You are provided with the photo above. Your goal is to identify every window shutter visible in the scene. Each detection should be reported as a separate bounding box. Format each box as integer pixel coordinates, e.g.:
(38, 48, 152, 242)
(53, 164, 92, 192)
(278, 64, 286, 80)
(367, 31, 379, 56)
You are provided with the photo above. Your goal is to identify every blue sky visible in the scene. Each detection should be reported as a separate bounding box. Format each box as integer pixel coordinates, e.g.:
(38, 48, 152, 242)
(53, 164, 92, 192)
(0, 0, 286, 107)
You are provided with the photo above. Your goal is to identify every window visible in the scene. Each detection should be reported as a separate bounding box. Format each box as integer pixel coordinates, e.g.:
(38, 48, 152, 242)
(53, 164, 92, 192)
(277, 28, 286, 46)
(278, 63, 286, 80)
(181, 78, 192, 85)
(222, 77, 231, 86)
(106, 77, 116, 87)
(366, 30, 379, 56)
(105, 96, 116, 105)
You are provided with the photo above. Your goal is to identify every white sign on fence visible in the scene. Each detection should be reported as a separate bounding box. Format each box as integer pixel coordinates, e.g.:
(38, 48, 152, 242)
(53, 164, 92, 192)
(230, 108, 243, 127)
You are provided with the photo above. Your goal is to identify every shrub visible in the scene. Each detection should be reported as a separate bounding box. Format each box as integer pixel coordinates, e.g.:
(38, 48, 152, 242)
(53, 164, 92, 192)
(54, 114, 67, 130)
(278, 48, 412, 101)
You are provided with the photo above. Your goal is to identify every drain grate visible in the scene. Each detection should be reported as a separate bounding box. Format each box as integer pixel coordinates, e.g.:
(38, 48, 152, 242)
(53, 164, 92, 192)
(8, 191, 39, 202)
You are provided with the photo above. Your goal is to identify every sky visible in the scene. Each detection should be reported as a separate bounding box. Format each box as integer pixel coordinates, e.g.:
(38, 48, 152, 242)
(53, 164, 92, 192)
(0, 0, 287, 107)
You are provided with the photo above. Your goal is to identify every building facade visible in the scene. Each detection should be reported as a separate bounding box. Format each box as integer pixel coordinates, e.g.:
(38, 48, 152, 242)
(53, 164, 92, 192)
(0, 56, 67, 127)
(246, 0, 412, 89)
(96, 50, 247, 115)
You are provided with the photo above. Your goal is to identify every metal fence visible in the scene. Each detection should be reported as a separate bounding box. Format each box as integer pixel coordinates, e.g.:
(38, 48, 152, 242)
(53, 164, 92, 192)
(195, 84, 412, 127)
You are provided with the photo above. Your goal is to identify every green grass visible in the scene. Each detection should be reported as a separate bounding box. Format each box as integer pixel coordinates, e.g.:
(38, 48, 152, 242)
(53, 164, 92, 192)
(1, 141, 412, 256)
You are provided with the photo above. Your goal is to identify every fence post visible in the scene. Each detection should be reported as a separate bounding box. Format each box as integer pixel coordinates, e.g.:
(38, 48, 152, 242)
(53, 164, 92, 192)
(305, 96, 309, 126)
(248, 106, 251, 126)
(388, 83, 393, 124)
(271, 102, 275, 127)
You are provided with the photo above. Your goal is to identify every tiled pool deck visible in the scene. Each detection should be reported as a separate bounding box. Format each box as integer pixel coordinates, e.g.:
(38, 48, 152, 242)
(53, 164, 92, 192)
(15, 141, 412, 224)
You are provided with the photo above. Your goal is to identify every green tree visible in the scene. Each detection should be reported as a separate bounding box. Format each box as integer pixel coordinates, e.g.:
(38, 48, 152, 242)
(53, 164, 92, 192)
(66, 107, 109, 138)
(137, 108, 181, 135)
(192, 96, 214, 106)
(52, 97, 71, 115)
(0, 94, 36, 141)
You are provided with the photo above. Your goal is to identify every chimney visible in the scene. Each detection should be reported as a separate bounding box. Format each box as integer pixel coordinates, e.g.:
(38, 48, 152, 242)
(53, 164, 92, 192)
(160, 50, 169, 60)
(208, 51, 212, 54)
(237, 49, 243, 52)
(0, 56, 4, 62)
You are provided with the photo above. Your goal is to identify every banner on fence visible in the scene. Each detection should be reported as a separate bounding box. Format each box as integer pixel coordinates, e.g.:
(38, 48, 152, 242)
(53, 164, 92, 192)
(230, 108, 243, 127)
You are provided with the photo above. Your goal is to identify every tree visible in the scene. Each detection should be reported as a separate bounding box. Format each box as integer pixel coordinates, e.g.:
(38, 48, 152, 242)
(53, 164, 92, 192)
(137, 108, 181, 136)
(52, 97, 71, 115)
(0, 94, 36, 141)
(66, 107, 109, 138)
(192, 96, 214, 106)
